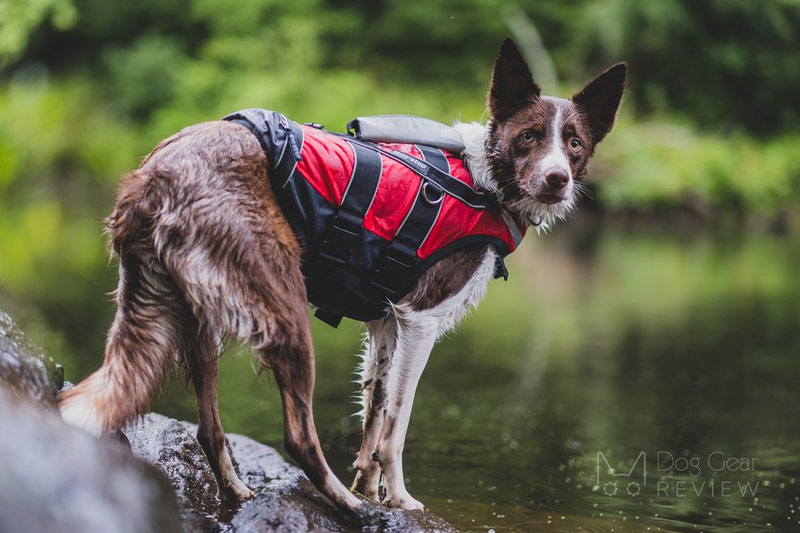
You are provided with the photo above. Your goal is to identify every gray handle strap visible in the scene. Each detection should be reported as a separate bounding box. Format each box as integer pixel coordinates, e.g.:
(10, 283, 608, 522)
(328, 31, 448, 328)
(347, 115, 466, 153)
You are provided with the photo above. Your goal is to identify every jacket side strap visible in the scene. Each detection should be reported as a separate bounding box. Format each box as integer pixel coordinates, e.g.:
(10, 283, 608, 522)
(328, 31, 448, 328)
(317, 141, 383, 268)
(371, 145, 448, 295)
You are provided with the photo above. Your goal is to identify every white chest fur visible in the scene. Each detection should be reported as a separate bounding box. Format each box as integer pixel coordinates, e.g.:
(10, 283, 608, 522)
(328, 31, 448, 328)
(395, 247, 497, 336)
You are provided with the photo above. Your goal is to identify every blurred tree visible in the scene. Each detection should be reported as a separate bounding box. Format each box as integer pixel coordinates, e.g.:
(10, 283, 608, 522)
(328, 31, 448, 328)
(329, 0, 800, 134)
(570, 0, 800, 134)
(105, 35, 187, 119)
(0, 0, 76, 68)
(9, 0, 800, 134)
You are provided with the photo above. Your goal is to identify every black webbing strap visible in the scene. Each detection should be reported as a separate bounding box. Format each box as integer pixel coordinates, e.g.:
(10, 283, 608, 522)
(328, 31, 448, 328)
(371, 145, 448, 295)
(224, 110, 305, 190)
(318, 141, 383, 266)
(385, 148, 488, 209)
(273, 121, 305, 190)
(314, 309, 344, 328)
(314, 140, 383, 326)
(330, 132, 494, 210)
(416, 145, 450, 177)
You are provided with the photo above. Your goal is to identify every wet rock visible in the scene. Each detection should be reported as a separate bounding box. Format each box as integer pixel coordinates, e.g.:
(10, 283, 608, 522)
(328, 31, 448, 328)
(126, 414, 458, 532)
(126, 415, 219, 510)
(125, 414, 221, 531)
(0, 310, 63, 406)
(229, 473, 458, 533)
(0, 311, 182, 533)
(0, 388, 181, 533)
(226, 432, 458, 533)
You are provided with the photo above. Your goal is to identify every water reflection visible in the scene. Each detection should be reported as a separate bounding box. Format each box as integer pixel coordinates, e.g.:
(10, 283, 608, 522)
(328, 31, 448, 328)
(151, 219, 799, 531)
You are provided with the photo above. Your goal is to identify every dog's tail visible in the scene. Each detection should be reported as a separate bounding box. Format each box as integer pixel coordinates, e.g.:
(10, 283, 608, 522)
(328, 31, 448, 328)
(60, 169, 178, 435)
(105, 168, 162, 257)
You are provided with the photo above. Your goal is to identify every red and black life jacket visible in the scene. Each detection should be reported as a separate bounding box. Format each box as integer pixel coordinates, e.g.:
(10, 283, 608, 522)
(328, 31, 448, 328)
(224, 109, 526, 326)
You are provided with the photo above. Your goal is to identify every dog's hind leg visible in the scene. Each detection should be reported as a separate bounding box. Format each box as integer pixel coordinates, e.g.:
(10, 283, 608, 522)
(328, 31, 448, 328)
(149, 194, 359, 508)
(185, 325, 253, 502)
(373, 315, 438, 511)
(267, 322, 361, 509)
(351, 317, 396, 500)
(60, 255, 188, 435)
(162, 233, 361, 510)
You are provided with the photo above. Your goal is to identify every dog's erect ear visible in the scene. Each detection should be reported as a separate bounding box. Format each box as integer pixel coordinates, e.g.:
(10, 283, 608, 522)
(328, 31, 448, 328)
(488, 38, 541, 120)
(572, 63, 626, 145)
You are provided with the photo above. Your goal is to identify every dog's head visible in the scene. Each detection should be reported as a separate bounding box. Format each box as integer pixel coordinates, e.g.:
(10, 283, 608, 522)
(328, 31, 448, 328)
(486, 38, 626, 227)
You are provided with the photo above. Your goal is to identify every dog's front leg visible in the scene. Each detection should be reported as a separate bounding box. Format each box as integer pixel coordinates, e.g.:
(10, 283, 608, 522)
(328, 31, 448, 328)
(351, 317, 397, 500)
(374, 316, 438, 511)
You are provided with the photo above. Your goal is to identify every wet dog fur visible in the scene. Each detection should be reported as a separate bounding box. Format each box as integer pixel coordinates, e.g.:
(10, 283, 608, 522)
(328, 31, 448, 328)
(59, 39, 625, 511)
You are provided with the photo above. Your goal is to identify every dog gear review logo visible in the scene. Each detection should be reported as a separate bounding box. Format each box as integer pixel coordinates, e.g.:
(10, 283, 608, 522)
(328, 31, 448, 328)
(596, 451, 646, 496)
(595, 451, 761, 498)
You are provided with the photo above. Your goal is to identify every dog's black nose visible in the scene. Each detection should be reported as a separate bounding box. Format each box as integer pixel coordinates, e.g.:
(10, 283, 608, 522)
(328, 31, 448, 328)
(544, 168, 570, 188)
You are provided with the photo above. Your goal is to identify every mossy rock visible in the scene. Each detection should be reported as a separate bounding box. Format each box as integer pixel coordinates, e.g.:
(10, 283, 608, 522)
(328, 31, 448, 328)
(0, 311, 64, 407)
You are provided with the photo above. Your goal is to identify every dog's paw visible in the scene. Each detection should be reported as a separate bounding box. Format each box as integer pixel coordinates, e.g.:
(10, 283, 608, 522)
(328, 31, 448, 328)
(335, 489, 364, 510)
(383, 494, 424, 511)
(220, 481, 254, 502)
(350, 470, 381, 502)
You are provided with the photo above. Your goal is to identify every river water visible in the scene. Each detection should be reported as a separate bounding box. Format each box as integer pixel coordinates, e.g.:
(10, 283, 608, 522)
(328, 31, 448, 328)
(148, 218, 799, 531)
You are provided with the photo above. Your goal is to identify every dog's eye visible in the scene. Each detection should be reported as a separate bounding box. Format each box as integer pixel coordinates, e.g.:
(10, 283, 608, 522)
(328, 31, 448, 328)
(521, 131, 534, 142)
(570, 138, 582, 149)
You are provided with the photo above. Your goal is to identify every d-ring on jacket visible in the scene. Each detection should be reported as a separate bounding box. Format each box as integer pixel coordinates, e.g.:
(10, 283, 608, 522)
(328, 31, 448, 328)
(224, 109, 526, 327)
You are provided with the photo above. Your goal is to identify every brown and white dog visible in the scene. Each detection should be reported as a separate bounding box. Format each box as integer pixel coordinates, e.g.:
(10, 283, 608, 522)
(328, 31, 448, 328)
(59, 39, 625, 511)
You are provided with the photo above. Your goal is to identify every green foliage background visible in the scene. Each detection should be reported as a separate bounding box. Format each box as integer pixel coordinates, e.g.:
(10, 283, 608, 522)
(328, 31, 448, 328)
(1, 0, 799, 377)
